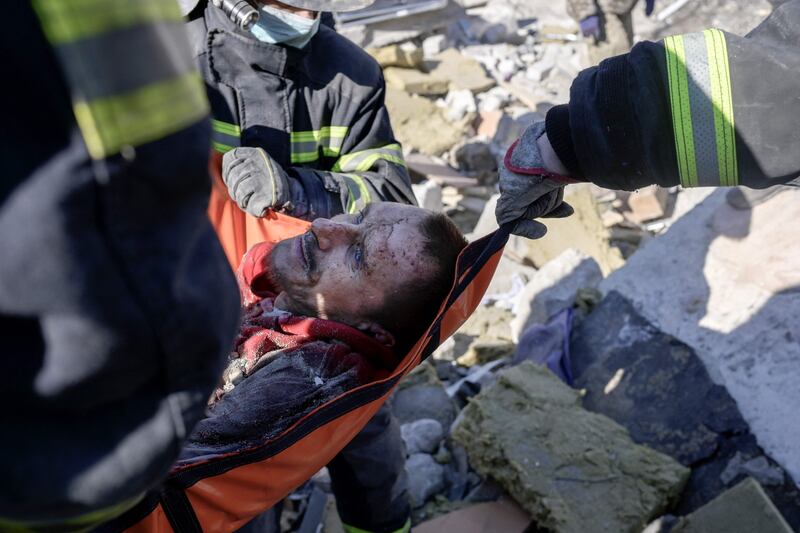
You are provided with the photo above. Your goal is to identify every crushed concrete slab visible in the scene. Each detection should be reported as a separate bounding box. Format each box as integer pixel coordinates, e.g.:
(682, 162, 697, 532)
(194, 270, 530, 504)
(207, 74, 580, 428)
(626, 185, 671, 223)
(569, 291, 800, 528)
(429, 49, 496, 94)
(367, 44, 424, 69)
(600, 187, 800, 483)
(385, 88, 464, 156)
(452, 362, 689, 533)
(671, 478, 793, 533)
(384, 67, 450, 95)
(520, 184, 625, 275)
(412, 180, 443, 212)
(510, 248, 602, 342)
(406, 153, 479, 188)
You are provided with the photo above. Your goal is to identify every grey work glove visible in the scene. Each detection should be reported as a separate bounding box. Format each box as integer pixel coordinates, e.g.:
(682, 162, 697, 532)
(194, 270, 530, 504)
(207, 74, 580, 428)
(222, 147, 294, 217)
(495, 122, 574, 239)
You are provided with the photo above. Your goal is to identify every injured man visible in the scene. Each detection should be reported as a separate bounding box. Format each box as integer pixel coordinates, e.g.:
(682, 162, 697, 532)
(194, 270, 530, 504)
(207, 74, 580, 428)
(180, 203, 467, 458)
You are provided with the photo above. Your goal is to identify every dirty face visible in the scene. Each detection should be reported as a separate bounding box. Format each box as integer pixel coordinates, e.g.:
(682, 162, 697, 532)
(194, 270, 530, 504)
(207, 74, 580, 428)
(269, 203, 436, 329)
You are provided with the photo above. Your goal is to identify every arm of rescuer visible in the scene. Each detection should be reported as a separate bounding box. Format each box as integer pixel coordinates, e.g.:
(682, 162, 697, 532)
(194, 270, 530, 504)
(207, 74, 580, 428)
(0, 2, 239, 529)
(222, 75, 417, 220)
(496, 0, 800, 239)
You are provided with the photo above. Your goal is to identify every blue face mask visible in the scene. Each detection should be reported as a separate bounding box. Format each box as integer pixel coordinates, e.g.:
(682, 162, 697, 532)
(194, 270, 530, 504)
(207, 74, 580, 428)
(250, 5, 320, 49)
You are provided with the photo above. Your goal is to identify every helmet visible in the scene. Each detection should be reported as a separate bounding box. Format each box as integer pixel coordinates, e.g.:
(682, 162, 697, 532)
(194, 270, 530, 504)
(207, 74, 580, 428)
(176, 0, 375, 16)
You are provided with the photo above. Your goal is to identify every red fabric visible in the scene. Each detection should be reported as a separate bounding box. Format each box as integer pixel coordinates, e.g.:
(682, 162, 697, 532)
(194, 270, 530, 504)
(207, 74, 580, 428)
(503, 139, 578, 183)
(214, 243, 397, 402)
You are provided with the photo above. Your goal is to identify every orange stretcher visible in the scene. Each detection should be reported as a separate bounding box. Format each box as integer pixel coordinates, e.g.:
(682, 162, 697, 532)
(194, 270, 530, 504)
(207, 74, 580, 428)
(100, 159, 511, 532)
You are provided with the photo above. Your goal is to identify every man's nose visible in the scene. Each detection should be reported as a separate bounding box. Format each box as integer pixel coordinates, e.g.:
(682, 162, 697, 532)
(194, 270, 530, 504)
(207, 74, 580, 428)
(311, 218, 358, 250)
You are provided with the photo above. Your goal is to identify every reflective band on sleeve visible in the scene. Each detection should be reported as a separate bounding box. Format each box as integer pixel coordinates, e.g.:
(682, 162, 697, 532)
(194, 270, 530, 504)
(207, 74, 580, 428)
(73, 72, 208, 159)
(32, 0, 182, 44)
(342, 518, 411, 533)
(32, 0, 209, 160)
(332, 143, 406, 173)
(290, 126, 348, 164)
(342, 174, 372, 214)
(212, 119, 241, 154)
(664, 29, 737, 187)
(0, 492, 143, 533)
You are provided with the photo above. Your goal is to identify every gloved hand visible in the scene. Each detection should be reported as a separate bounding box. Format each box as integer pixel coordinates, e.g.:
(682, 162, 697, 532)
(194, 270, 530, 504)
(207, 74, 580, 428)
(495, 121, 574, 239)
(222, 147, 293, 217)
(644, 0, 656, 16)
(579, 15, 601, 40)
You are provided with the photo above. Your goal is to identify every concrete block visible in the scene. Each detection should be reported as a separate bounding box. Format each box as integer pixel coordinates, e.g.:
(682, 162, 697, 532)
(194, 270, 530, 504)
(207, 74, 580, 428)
(452, 362, 690, 533)
(627, 185, 670, 223)
(367, 44, 424, 69)
(384, 67, 449, 95)
(406, 152, 479, 188)
(385, 88, 463, 155)
(412, 180, 443, 212)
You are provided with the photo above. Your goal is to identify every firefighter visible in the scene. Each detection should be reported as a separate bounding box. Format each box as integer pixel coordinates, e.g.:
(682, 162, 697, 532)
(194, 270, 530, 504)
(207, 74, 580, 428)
(496, 0, 800, 238)
(0, 1, 239, 530)
(178, 1, 414, 531)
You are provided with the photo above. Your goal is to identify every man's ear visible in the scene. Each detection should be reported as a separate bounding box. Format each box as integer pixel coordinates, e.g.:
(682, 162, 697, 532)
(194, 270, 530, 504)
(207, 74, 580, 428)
(356, 321, 395, 347)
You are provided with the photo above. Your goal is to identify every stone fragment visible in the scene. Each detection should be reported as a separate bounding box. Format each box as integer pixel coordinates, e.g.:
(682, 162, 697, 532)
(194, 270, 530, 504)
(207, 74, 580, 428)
(422, 34, 449, 59)
(385, 88, 463, 155)
(510, 248, 602, 341)
(412, 180, 443, 212)
(392, 362, 457, 430)
(401, 418, 445, 455)
(430, 49, 496, 94)
(671, 478, 793, 533)
(367, 44, 424, 69)
(406, 153, 478, 188)
(454, 142, 497, 174)
(414, 500, 531, 533)
(452, 362, 689, 533)
(627, 185, 670, 223)
(384, 67, 449, 95)
(406, 453, 446, 508)
(600, 188, 800, 482)
(443, 89, 477, 122)
(476, 110, 504, 138)
(524, 60, 555, 82)
(519, 184, 625, 275)
(456, 339, 515, 367)
(570, 291, 800, 528)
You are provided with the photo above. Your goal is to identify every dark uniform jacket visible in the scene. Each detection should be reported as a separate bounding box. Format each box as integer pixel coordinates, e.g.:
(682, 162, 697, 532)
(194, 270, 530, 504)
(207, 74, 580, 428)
(0, 2, 239, 528)
(189, 6, 417, 219)
(547, 0, 800, 190)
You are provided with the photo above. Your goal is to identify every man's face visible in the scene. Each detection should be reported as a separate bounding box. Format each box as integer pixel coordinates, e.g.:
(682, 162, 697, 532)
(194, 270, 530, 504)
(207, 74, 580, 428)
(269, 203, 435, 328)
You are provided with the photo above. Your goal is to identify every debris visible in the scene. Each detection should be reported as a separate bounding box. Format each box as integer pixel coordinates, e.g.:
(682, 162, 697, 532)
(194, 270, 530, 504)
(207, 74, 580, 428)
(626, 185, 671, 223)
(385, 88, 464, 155)
(430, 49, 496, 94)
(392, 362, 458, 430)
(406, 152, 479, 188)
(422, 34, 449, 58)
(384, 67, 450, 95)
(414, 499, 531, 533)
(453, 141, 497, 176)
(600, 187, 800, 483)
(367, 44, 424, 69)
(442, 89, 477, 122)
(512, 307, 574, 385)
(510, 248, 603, 341)
(720, 453, 785, 488)
(671, 478, 793, 533)
(452, 362, 690, 533)
(412, 180, 444, 212)
(401, 419, 445, 455)
(570, 291, 800, 527)
(455, 339, 515, 367)
(406, 453, 446, 507)
(518, 184, 625, 275)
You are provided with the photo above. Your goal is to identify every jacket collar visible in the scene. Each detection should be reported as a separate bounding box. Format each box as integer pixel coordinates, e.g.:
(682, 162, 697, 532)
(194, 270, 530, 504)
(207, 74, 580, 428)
(205, 4, 307, 77)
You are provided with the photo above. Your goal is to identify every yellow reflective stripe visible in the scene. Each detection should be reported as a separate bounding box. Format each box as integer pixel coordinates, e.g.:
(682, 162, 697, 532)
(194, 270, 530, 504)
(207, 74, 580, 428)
(290, 126, 348, 142)
(704, 29, 738, 186)
(292, 151, 321, 163)
(32, 0, 182, 45)
(0, 492, 143, 533)
(212, 119, 240, 136)
(342, 174, 372, 214)
(664, 34, 698, 188)
(213, 141, 235, 153)
(343, 518, 411, 533)
(332, 143, 404, 172)
(74, 71, 208, 159)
